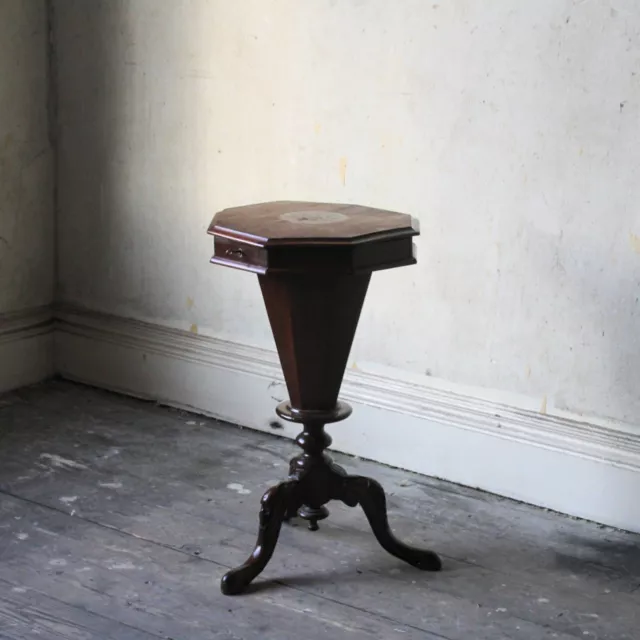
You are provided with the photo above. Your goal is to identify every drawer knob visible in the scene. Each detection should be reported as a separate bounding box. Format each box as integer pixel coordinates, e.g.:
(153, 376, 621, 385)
(225, 248, 245, 258)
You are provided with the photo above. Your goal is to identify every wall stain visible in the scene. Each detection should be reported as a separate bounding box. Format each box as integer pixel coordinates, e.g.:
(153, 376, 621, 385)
(190, 323, 198, 334)
(186, 296, 194, 309)
(629, 232, 640, 254)
(540, 395, 548, 415)
(339, 157, 347, 186)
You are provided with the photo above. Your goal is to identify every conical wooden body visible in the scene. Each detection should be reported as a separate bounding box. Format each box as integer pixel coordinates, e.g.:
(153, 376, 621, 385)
(259, 273, 371, 412)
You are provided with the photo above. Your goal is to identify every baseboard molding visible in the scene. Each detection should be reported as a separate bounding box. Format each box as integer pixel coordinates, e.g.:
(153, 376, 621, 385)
(55, 305, 640, 533)
(0, 306, 54, 393)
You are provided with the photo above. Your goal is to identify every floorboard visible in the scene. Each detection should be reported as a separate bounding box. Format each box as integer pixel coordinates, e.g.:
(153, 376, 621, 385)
(0, 381, 638, 639)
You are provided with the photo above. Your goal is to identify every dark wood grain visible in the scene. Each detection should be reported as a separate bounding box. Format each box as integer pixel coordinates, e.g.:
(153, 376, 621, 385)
(208, 201, 418, 244)
(259, 273, 370, 411)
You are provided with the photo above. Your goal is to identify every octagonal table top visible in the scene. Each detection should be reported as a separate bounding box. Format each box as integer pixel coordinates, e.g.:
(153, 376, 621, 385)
(208, 201, 418, 246)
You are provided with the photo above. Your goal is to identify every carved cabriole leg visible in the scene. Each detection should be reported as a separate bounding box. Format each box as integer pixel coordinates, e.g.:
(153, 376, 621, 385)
(220, 480, 299, 596)
(342, 475, 442, 571)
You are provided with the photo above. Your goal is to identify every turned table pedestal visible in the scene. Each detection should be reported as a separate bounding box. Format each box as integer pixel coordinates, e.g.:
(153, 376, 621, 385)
(207, 201, 441, 595)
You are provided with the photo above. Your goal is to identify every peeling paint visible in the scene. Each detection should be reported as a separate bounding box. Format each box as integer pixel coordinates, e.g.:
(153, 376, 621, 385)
(33, 527, 58, 537)
(49, 559, 67, 567)
(40, 454, 87, 470)
(98, 481, 123, 489)
(227, 482, 251, 495)
(100, 447, 120, 460)
(107, 561, 137, 570)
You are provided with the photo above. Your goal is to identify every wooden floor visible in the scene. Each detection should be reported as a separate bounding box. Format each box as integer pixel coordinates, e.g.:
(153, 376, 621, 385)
(0, 382, 639, 639)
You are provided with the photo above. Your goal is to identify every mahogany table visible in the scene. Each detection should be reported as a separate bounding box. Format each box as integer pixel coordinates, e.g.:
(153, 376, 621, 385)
(207, 201, 442, 595)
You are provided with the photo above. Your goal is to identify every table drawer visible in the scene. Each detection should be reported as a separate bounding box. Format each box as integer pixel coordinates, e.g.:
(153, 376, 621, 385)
(212, 236, 268, 273)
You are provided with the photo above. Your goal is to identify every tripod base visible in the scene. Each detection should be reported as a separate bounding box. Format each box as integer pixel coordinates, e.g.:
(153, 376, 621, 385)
(221, 414, 442, 595)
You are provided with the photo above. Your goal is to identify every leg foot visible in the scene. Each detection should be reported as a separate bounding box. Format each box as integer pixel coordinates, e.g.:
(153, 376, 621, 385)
(221, 481, 297, 595)
(345, 476, 442, 571)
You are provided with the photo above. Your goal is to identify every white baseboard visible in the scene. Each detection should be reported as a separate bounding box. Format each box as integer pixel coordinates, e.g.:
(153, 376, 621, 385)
(0, 306, 54, 394)
(55, 305, 640, 534)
